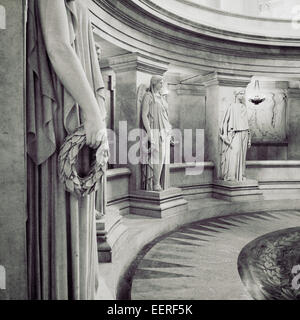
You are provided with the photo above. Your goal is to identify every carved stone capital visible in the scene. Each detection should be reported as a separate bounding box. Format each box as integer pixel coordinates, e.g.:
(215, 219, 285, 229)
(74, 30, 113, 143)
(107, 52, 169, 75)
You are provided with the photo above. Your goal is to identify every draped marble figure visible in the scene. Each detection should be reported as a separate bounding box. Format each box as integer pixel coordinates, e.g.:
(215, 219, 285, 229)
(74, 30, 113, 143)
(141, 76, 172, 191)
(26, 0, 109, 299)
(219, 90, 251, 182)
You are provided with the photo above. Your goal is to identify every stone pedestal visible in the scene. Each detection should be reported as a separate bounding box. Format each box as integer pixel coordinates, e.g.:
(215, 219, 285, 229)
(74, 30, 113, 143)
(213, 179, 263, 202)
(130, 187, 188, 218)
(96, 208, 127, 263)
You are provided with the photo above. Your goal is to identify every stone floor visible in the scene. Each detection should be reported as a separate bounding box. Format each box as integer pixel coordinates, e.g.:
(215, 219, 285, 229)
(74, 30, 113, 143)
(130, 210, 300, 300)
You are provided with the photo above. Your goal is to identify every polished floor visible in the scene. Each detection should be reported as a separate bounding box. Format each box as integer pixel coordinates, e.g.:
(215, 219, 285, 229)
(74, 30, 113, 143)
(130, 210, 300, 300)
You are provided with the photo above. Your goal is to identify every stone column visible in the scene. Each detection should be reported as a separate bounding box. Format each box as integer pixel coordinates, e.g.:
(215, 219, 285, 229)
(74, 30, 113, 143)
(0, 0, 27, 299)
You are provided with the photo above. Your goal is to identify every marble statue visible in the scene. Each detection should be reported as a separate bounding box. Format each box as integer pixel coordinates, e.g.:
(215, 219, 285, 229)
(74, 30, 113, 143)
(26, 0, 109, 299)
(141, 75, 172, 191)
(219, 90, 251, 182)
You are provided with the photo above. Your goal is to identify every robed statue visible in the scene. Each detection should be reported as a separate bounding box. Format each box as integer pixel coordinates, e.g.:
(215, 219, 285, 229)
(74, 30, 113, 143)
(219, 90, 251, 182)
(140, 76, 172, 191)
(26, 0, 109, 300)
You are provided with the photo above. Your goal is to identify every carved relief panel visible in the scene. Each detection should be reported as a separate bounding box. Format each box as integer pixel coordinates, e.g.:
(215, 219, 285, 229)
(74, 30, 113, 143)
(245, 80, 288, 144)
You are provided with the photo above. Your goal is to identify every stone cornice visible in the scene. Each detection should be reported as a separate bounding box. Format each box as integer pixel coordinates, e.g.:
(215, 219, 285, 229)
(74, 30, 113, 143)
(177, 0, 290, 23)
(107, 53, 169, 75)
(91, 0, 300, 55)
(89, 0, 300, 76)
(131, 0, 300, 46)
(201, 72, 252, 88)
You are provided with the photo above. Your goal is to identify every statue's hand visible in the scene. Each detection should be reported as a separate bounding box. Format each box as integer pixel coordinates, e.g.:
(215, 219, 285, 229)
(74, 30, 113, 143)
(170, 136, 175, 146)
(84, 114, 107, 149)
(224, 138, 231, 146)
(95, 132, 110, 166)
(170, 135, 179, 146)
(220, 133, 231, 146)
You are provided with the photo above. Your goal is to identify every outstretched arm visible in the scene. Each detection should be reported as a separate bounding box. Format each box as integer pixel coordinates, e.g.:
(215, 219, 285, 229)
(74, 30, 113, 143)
(38, 0, 106, 148)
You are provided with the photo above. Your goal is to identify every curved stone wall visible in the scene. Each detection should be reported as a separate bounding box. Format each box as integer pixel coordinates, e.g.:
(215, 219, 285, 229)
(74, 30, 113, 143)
(145, 0, 299, 39)
(89, 0, 300, 76)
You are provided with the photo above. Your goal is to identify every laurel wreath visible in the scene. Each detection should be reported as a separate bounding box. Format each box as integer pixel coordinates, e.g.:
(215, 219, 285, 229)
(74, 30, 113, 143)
(58, 125, 107, 197)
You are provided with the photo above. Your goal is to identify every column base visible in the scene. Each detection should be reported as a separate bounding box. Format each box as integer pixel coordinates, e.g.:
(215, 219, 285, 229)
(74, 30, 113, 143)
(213, 179, 263, 202)
(96, 208, 128, 263)
(130, 187, 188, 218)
